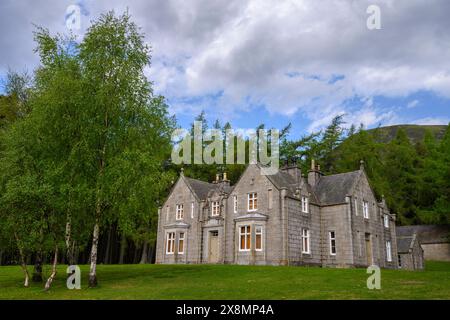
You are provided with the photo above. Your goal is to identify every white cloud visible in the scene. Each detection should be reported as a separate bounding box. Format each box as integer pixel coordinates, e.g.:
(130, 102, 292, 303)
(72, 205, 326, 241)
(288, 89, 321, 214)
(1, 0, 450, 129)
(407, 100, 419, 109)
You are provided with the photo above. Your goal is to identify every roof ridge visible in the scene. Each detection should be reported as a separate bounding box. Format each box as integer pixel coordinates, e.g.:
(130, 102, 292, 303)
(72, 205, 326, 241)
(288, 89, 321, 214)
(185, 176, 215, 185)
(320, 170, 360, 178)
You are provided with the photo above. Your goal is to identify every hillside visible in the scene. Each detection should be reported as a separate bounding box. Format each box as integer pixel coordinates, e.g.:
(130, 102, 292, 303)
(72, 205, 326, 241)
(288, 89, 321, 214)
(367, 124, 448, 143)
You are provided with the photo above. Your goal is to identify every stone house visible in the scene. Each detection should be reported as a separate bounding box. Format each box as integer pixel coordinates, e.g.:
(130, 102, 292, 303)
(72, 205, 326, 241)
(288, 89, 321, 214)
(396, 233, 424, 270)
(155, 161, 398, 268)
(397, 225, 450, 262)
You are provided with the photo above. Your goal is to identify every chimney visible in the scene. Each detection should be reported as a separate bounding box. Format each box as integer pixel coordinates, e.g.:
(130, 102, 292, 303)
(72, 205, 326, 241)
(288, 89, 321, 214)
(281, 159, 301, 185)
(308, 159, 323, 187)
(215, 172, 230, 188)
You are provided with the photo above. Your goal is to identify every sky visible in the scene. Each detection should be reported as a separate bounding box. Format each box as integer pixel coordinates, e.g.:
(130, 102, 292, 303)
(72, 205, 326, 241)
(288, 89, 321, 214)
(1, 0, 449, 138)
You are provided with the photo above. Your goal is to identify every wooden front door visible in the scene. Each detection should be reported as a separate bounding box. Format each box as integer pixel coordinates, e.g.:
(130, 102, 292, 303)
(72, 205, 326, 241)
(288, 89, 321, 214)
(208, 231, 219, 263)
(365, 233, 373, 265)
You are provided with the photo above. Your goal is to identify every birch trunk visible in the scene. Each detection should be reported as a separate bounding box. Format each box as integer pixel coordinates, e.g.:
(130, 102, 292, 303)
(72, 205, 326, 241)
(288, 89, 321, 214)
(65, 211, 74, 265)
(14, 233, 30, 288)
(88, 110, 107, 286)
(88, 216, 100, 287)
(44, 246, 58, 291)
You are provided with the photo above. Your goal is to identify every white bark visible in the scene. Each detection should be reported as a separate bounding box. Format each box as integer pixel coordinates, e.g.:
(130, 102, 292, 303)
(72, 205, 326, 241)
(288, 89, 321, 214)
(14, 232, 30, 288)
(44, 246, 58, 291)
(65, 211, 74, 265)
(88, 221, 100, 287)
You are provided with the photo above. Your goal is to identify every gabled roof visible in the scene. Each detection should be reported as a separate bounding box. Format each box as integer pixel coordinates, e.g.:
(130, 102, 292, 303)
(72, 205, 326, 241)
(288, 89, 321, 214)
(397, 236, 415, 253)
(313, 170, 360, 205)
(397, 225, 450, 244)
(258, 164, 319, 203)
(266, 169, 297, 191)
(178, 165, 364, 206)
(184, 177, 218, 200)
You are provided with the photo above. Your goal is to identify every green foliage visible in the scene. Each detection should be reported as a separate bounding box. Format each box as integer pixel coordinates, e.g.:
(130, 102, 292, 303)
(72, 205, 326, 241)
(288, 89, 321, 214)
(333, 124, 450, 225)
(0, 11, 176, 274)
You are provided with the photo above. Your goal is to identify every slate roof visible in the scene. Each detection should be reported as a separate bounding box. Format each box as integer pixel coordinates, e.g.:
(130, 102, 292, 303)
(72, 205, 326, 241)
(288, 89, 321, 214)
(260, 165, 320, 203)
(182, 165, 362, 206)
(397, 225, 450, 244)
(397, 236, 415, 253)
(184, 177, 218, 200)
(313, 170, 360, 205)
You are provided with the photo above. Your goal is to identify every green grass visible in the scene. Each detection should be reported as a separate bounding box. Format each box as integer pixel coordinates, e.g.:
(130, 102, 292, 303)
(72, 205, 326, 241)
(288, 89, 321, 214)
(0, 261, 449, 299)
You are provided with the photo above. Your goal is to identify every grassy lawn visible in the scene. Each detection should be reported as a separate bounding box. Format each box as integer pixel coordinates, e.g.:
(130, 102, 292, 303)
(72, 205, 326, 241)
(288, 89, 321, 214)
(0, 261, 449, 300)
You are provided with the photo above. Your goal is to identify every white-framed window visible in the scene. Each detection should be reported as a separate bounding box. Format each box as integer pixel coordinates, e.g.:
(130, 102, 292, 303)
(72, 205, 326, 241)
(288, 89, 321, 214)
(178, 232, 185, 254)
(248, 193, 258, 211)
(354, 198, 358, 216)
(233, 195, 238, 213)
(329, 231, 336, 255)
(363, 201, 369, 219)
(191, 202, 194, 219)
(386, 240, 392, 262)
(384, 214, 389, 228)
(302, 229, 310, 254)
(176, 204, 184, 220)
(166, 232, 175, 254)
(211, 201, 220, 216)
(255, 226, 263, 251)
(268, 189, 273, 209)
(301, 196, 309, 213)
(239, 225, 251, 251)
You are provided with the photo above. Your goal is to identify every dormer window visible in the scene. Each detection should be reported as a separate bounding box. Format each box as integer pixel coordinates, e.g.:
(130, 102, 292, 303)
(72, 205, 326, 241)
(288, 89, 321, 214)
(176, 204, 184, 220)
(301, 196, 309, 213)
(211, 201, 220, 216)
(384, 214, 389, 228)
(248, 193, 258, 211)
